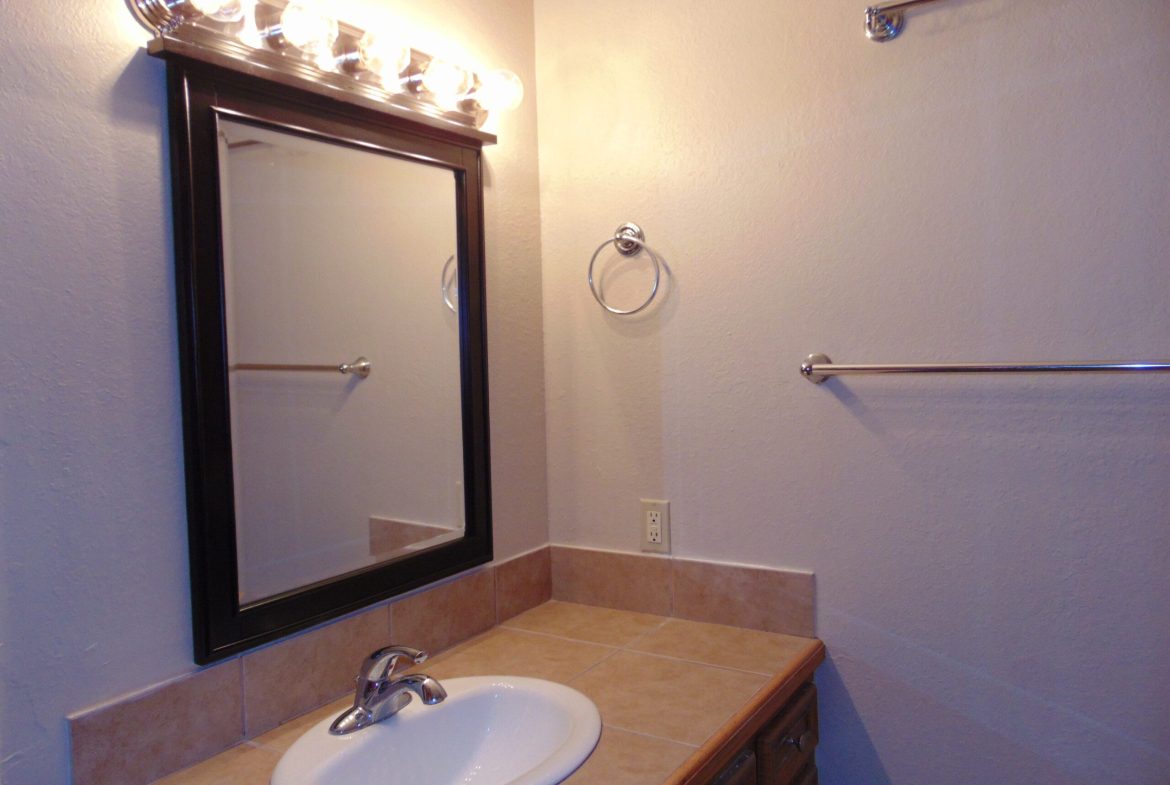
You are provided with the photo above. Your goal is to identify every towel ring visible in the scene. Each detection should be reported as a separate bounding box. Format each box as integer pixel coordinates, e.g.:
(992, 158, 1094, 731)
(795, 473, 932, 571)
(441, 254, 457, 313)
(588, 223, 662, 315)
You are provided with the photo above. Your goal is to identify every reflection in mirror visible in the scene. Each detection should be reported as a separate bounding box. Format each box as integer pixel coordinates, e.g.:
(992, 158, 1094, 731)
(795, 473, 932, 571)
(216, 118, 464, 603)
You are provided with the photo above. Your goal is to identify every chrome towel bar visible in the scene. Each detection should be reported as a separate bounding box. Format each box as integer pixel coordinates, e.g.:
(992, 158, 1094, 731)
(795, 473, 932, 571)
(231, 357, 372, 378)
(801, 353, 1170, 384)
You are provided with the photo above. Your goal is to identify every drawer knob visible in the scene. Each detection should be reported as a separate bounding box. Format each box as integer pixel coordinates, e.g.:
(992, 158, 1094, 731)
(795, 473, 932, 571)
(787, 731, 816, 754)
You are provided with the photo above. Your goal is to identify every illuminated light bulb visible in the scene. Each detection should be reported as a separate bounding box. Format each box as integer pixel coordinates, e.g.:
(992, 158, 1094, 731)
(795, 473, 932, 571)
(314, 48, 340, 72)
(278, 1, 338, 52)
(473, 69, 524, 112)
(421, 59, 471, 106)
(358, 32, 412, 85)
(234, 0, 264, 47)
(188, 0, 247, 23)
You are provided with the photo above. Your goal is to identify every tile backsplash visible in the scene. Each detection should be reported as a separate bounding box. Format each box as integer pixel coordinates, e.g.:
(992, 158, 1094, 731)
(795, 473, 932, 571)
(69, 660, 244, 785)
(68, 545, 813, 785)
(241, 606, 390, 736)
(550, 546, 815, 637)
(68, 547, 550, 785)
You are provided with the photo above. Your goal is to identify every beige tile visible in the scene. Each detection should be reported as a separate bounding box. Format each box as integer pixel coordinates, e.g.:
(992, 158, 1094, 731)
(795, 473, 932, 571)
(495, 547, 552, 621)
(70, 660, 244, 785)
(413, 628, 615, 682)
(391, 567, 497, 655)
(569, 651, 766, 746)
(564, 727, 695, 785)
(672, 559, 814, 636)
(629, 618, 815, 675)
(503, 601, 666, 647)
(150, 743, 280, 785)
(550, 546, 672, 615)
(242, 606, 390, 737)
(250, 697, 352, 754)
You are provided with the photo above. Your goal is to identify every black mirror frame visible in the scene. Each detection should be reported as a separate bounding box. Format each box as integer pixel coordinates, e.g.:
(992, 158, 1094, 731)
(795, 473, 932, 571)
(161, 54, 493, 665)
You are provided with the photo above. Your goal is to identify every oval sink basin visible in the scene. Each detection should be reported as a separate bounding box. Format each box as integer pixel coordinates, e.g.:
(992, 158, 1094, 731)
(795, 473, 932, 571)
(271, 676, 602, 785)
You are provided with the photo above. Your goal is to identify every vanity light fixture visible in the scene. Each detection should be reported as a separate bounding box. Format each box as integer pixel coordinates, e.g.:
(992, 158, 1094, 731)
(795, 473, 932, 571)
(124, 0, 523, 135)
(348, 32, 412, 87)
(475, 69, 525, 113)
(420, 59, 473, 108)
(256, 0, 338, 71)
(187, 0, 247, 24)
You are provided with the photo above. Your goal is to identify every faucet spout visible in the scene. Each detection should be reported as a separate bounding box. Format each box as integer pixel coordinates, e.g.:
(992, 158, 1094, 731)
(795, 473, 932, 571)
(393, 673, 448, 705)
(329, 645, 447, 736)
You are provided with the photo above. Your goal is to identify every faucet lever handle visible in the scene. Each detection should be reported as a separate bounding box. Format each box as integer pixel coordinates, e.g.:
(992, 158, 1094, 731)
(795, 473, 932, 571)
(359, 645, 428, 683)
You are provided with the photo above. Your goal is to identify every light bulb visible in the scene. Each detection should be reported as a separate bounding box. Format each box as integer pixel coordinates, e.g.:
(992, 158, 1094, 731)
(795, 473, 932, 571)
(358, 32, 412, 85)
(279, 1, 338, 52)
(421, 59, 471, 105)
(188, 0, 247, 23)
(473, 69, 524, 112)
(234, 0, 263, 47)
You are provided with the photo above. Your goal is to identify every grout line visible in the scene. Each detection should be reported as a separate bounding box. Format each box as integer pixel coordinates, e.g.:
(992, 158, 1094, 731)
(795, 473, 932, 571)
(496, 607, 773, 676)
(491, 563, 501, 628)
(614, 648, 775, 678)
(619, 616, 671, 651)
(237, 656, 249, 741)
(497, 610, 775, 677)
(668, 556, 676, 618)
(566, 644, 624, 682)
(599, 722, 700, 749)
(495, 625, 622, 650)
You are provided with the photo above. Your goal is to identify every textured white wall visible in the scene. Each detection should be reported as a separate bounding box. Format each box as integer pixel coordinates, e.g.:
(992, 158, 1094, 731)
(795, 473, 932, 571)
(0, 1, 546, 783)
(534, 1, 1170, 783)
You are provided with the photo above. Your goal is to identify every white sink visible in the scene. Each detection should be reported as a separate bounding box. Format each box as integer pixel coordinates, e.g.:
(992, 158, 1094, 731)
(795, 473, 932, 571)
(270, 676, 602, 785)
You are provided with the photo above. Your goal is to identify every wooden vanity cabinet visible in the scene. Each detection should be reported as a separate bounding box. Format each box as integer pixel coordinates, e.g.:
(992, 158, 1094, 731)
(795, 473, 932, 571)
(709, 748, 757, 785)
(756, 683, 818, 785)
(704, 683, 819, 785)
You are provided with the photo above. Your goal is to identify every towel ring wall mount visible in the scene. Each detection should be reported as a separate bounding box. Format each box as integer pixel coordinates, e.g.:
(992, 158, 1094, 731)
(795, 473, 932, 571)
(588, 223, 663, 315)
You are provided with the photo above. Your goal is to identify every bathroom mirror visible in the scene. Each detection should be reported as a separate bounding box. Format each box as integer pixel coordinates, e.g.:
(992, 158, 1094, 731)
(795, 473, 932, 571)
(162, 54, 493, 663)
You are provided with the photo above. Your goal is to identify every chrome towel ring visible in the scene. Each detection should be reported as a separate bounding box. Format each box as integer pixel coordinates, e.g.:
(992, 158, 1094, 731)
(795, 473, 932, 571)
(441, 254, 458, 313)
(588, 223, 663, 315)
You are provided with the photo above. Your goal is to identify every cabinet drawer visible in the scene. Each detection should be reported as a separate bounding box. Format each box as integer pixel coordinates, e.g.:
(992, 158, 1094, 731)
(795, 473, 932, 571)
(755, 683, 818, 785)
(710, 748, 757, 785)
(792, 761, 818, 785)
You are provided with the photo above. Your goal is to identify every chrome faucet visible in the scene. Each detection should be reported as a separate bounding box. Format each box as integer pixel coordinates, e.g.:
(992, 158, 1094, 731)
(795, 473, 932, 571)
(329, 645, 447, 735)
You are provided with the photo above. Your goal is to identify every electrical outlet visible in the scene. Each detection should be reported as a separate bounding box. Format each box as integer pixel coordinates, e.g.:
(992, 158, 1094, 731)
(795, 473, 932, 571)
(640, 499, 670, 554)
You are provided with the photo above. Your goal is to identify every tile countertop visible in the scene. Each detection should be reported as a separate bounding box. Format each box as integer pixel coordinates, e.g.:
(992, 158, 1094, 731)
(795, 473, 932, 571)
(151, 601, 825, 785)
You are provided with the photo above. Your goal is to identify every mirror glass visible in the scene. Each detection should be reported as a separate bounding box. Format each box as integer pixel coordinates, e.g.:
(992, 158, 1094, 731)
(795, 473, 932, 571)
(217, 118, 465, 603)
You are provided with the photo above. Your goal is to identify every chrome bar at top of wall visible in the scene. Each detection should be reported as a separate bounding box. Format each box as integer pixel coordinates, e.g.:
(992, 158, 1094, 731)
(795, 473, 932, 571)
(801, 354, 1170, 384)
(865, 0, 946, 42)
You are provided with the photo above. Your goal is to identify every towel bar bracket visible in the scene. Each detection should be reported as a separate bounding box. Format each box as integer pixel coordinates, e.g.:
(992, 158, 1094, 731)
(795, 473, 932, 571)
(865, 0, 943, 42)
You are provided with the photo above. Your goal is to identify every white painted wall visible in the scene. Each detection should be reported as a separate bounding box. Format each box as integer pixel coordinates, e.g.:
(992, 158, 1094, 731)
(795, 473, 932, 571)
(534, 1, 1170, 783)
(0, 1, 546, 783)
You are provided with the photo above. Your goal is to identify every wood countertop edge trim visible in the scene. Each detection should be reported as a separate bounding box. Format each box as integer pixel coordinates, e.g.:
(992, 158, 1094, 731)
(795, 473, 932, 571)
(663, 639, 826, 785)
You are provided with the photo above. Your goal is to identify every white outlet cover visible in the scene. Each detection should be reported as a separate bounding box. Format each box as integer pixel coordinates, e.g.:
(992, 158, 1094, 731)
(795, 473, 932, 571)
(639, 499, 670, 554)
